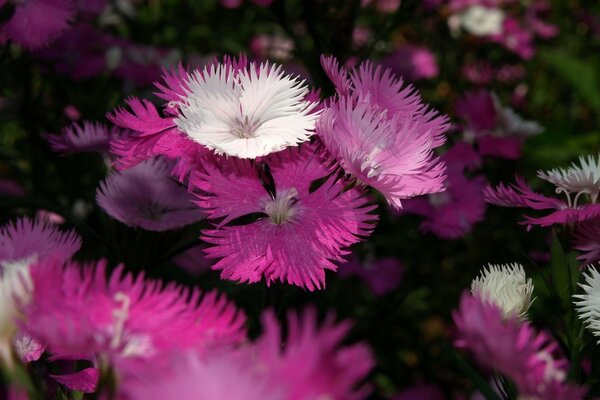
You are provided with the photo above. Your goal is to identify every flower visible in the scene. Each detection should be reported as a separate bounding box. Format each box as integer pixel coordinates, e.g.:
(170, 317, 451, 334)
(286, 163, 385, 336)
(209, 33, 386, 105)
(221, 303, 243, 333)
(459, 5, 505, 36)
(484, 175, 600, 229)
(381, 45, 439, 81)
(96, 157, 205, 231)
(317, 56, 448, 209)
(22, 258, 247, 367)
(471, 263, 534, 318)
(454, 292, 586, 399)
(45, 121, 125, 155)
(572, 218, 600, 266)
(0, 0, 74, 50)
(574, 265, 600, 342)
(538, 154, 600, 204)
(192, 143, 377, 290)
(175, 61, 319, 159)
(339, 255, 404, 295)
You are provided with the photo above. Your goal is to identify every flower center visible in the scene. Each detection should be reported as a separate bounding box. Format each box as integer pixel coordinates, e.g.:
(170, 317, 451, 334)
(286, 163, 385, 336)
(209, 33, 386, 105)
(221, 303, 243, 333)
(265, 188, 299, 225)
(232, 115, 262, 139)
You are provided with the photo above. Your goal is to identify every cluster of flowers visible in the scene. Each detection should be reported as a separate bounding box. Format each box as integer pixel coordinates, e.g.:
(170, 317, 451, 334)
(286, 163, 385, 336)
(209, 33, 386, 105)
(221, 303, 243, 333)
(46, 54, 449, 292)
(0, 218, 373, 398)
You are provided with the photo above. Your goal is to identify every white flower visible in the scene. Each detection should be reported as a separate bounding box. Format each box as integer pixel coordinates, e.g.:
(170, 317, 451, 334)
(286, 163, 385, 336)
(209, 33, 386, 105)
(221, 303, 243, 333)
(175, 62, 319, 159)
(492, 93, 543, 138)
(459, 5, 505, 37)
(538, 154, 600, 204)
(574, 265, 600, 342)
(471, 263, 534, 318)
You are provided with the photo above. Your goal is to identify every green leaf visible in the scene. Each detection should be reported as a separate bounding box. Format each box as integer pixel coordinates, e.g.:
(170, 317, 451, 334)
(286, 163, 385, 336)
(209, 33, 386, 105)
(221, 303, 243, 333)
(550, 233, 571, 308)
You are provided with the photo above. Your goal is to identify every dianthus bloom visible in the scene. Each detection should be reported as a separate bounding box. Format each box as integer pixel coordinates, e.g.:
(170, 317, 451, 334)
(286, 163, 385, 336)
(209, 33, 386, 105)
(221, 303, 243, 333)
(96, 157, 205, 231)
(454, 291, 586, 399)
(339, 255, 404, 295)
(109, 55, 319, 178)
(22, 258, 246, 369)
(484, 169, 600, 229)
(455, 90, 542, 159)
(192, 144, 376, 290)
(471, 263, 534, 318)
(0, 0, 74, 50)
(572, 218, 600, 266)
(574, 265, 600, 343)
(120, 308, 373, 400)
(317, 56, 448, 209)
(45, 121, 125, 155)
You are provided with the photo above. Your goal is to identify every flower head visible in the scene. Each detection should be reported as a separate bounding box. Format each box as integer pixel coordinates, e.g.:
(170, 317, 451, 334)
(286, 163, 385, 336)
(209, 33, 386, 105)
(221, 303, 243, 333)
(538, 154, 600, 204)
(22, 258, 247, 367)
(192, 143, 377, 290)
(317, 56, 448, 209)
(471, 263, 534, 318)
(45, 121, 125, 155)
(572, 218, 600, 266)
(96, 157, 205, 231)
(574, 265, 600, 342)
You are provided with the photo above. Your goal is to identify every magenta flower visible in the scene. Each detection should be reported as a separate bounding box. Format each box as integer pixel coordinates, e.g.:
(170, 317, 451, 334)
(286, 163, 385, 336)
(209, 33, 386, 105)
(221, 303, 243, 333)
(455, 90, 542, 159)
(23, 258, 247, 366)
(317, 56, 448, 209)
(253, 308, 374, 400)
(572, 219, 600, 266)
(454, 291, 586, 399)
(96, 157, 205, 231)
(45, 121, 125, 155)
(381, 45, 439, 81)
(339, 255, 404, 295)
(0, 217, 81, 266)
(485, 175, 600, 229)
(0, 0, 74, 50)
(192, 144, 377, 290)
(219, 0, 273, 8)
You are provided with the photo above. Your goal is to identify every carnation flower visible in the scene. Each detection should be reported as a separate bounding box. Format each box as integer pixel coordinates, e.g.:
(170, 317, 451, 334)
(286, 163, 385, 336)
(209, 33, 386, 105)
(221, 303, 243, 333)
(572, 218, 600, 266)
(193, 144, 377, 290)
(317, 56, 448, 209)
(454, 292, 586, 399)
(381, 45, 439, 81)
(470, 263, 534, 318)
(0, 0, 74, 50)
(339, 255, 404, 295)
(45, 121, 125, 155)
(458, 5, 505, 36)
(22, 258, 247, 368)
(538, 154, 600, 204)
(96, 157, 205, 231)
(574, 265, 600, 342)
(484, 175, 600, 229)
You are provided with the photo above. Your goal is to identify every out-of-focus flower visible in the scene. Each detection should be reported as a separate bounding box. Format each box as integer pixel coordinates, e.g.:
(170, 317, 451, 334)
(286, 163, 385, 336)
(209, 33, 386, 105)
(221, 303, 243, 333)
(459, 5, 505, 36)
(96, 158, 205, 231)
(45, 121, 126, 155)
(250, 34, 294, 62)
(63, 105, 81, 121)
(484, 175, 600, 229)
(0, 179, 25, 197)
(219, 0, 273, 8)
(339, 255, 404, 295)
(454, 292, 586, 399)
(361, 0, 401, 13)
(538, 155, 600, 204)
(402, 143, 486, 239)
(192, 144, 376, 290)
(471, 263, 534, 318)
(490, 17, 534, 59)
(173, 245, 212, 276)
(0, 0, 74, 50)
(393, 384, 445, 400)
(456, 90, 542, 159)
(574, 265, 600, 343)
(23, 258, 247, 368)
(318, 56, 448, 209)
(572, 218, 600, 266)
(381, 45, 439, 81)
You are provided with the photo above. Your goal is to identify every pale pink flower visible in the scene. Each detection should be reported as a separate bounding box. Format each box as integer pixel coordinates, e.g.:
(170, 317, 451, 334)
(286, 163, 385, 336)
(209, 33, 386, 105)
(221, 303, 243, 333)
(192, 143, 377, 290)
(96, 157, 205, 231)
(22, 258, 247, 366)
(0, 0, 74, 50)
(318, 56, 448, 209)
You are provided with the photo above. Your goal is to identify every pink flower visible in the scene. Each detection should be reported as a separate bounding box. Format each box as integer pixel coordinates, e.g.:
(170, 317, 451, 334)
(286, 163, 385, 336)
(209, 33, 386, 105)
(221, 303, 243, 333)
(45, 121, 125, 155)
(0, 0, 74, 50)
(254, 308, 374, 400)
(484, 176, 600, 229)
(361, 0, 401, 13)
(219, 0, 273, 8)
(572, 218, 600, 266)
(22, 258, 247, 367)
(454, 291, 586, 399)
(491, 17, 535, 59)
(173, 245, 212, 276)
(192, 144, 377, 290)
(381, 45, 439, 81)
(0, 217, 81, 266)
(318, 56, 448, 209)
(96, 157, 205, 231)
(339, 255, 404, 295)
